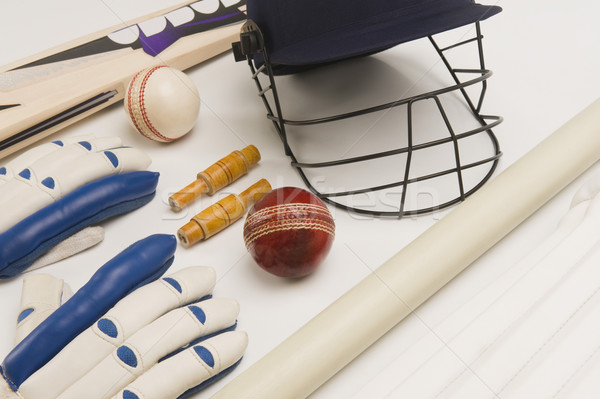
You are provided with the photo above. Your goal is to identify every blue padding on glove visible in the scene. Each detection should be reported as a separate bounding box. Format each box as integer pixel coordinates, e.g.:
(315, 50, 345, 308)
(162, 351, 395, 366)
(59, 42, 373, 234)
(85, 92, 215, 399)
(1, 234, 177, 390)
(17, 309, 34, 323)
(0, 171, 160, 279)
(117, 346, 138, 368)
(123, 390, 140, 399)
(97, 319, 119, 338)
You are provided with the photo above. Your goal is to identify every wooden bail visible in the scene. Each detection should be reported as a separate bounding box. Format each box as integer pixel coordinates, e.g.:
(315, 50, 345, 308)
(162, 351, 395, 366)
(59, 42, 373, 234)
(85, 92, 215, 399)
(177, 179, 272, 247)
(169, 145, 261, 211)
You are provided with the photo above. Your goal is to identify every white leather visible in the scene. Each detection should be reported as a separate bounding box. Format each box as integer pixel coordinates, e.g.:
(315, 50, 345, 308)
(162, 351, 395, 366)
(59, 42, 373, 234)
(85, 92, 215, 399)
(112, 331, 248, 399)
(15, 274, 69, 345)
(0, 378, 19, 399)
(0, 142, 150, 232)
(17, 137, 122, 179)
(20, 267, 216, 399)
(0, 185, 52, 232)
(59, 298, 240, 399)
(46, 147, 152, 199)
(2, 137, 122, 202)
(0, 135, 95, 186)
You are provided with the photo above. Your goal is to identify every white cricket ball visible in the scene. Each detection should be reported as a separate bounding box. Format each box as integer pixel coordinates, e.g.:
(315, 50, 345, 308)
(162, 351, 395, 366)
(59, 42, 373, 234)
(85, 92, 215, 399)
(124, 66, 200, 142)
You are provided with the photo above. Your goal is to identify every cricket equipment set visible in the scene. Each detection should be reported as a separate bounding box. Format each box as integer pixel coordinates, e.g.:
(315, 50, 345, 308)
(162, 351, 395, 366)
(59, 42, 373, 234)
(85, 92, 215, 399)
(0, 0, 247, 159)
(6, 1, 597, 399)
(233, 0, 503, 216)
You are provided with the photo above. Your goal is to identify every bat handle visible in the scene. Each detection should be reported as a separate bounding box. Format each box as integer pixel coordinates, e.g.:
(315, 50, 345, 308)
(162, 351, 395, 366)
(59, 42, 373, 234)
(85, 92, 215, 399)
(177, 179, 272, 247)
(169, 145, 261, 211)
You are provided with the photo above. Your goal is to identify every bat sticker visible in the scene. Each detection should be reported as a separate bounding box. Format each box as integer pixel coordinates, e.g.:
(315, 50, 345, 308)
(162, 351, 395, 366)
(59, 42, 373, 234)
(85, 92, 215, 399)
(14, 1, 246, 71)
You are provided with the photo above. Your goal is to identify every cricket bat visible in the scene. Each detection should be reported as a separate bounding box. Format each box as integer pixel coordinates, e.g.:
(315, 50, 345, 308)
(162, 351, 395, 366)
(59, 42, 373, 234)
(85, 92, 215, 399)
(0, 0, 247, 160)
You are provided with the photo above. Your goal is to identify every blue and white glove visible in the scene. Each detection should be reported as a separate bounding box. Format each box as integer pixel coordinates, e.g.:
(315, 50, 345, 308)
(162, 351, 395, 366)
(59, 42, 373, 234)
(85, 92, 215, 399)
(0, 234, 247, 399)
(0, 135, 157, 278)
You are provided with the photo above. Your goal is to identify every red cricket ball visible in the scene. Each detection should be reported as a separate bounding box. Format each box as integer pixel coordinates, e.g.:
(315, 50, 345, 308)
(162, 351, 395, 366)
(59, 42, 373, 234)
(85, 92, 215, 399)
(243, 187, 335, 278)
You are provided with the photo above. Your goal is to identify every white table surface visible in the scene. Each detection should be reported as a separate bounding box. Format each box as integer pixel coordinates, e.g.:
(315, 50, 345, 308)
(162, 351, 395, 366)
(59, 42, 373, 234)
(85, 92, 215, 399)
(1, 1, 600, 398)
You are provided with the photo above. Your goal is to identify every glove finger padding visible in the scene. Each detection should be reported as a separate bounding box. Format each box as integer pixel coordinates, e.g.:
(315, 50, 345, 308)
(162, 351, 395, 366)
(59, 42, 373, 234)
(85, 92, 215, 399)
(0, 137, 130, 231)
(1, 235, 247, 399)
(15, 275, 73, 345)
(58, 298, 240, 399)
(0, 135, 155, 278)
(113, 331, 248, 399)
(20, 267, 217, 399)
(0, 136, 96, 186)
(0, 235, 177, 391)
(0, 171, 160, 278)
(0, 145, 151, 233)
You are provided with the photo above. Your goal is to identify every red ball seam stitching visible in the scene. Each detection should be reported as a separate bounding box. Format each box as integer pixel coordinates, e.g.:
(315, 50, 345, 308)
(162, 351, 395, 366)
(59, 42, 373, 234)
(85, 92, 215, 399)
(244, 219, 335, 248)
(127, 70, 154, 141)
(138, 66, 176, 142)
(245, 203, 333, 226)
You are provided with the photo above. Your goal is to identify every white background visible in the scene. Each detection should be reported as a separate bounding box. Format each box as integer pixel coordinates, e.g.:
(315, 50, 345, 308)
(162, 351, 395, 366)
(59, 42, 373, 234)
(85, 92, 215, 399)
(1, 1, 600, 398)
